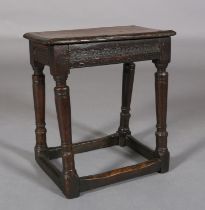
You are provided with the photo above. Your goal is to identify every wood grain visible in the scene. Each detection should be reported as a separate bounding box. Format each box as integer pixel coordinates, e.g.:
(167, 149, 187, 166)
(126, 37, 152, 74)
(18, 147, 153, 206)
(24, 25, 176, 45)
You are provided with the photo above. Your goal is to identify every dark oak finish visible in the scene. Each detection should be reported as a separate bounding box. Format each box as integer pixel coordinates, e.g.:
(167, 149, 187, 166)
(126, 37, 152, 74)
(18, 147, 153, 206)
(24, 25, 175, 45)
(80, 159, 161, 192)
(24, 25, 176, 198)
(47, 133, 119, 159)
(69, 39, 161, 68)
(54, 75, 80, 198)
(118, 62, 135, 146)
(32, 62, 47, 154)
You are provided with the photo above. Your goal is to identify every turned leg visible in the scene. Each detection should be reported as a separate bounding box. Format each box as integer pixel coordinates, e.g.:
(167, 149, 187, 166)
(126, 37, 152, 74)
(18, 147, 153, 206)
(153, 61, 170, 173)
(53, 75, 80, 198)
(118, 63, 135, 146)
(32, 63, 47, 154)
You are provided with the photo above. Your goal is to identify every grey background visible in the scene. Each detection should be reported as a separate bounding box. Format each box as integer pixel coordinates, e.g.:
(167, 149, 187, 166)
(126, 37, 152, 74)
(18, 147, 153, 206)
(0, 1, 205, 210)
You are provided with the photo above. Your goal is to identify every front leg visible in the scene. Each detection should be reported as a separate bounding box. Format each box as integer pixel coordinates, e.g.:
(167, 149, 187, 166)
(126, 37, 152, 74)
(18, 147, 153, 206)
(53, 75, 80, 198)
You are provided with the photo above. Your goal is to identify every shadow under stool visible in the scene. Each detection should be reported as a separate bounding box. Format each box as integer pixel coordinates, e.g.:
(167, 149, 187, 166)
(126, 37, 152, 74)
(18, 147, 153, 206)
(23, 25, 176, 198)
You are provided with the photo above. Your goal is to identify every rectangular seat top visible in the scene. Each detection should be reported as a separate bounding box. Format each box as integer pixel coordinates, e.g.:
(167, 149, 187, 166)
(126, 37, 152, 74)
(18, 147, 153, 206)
(23, 25, 176, 45)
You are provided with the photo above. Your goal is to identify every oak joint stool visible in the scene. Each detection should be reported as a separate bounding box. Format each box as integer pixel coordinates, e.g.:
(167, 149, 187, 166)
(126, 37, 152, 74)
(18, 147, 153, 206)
(24, 25, 176, 198)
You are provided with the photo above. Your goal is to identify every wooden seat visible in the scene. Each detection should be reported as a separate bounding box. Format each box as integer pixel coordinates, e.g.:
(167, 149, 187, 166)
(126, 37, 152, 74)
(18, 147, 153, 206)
(24, 25, 176, 199)
(24, 25, 175, 45)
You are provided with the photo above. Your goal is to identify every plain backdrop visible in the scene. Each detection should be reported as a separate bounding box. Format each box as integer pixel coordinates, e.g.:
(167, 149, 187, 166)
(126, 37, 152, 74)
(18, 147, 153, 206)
(0, 1, 205, 210)
(1, 0, 205, 39)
